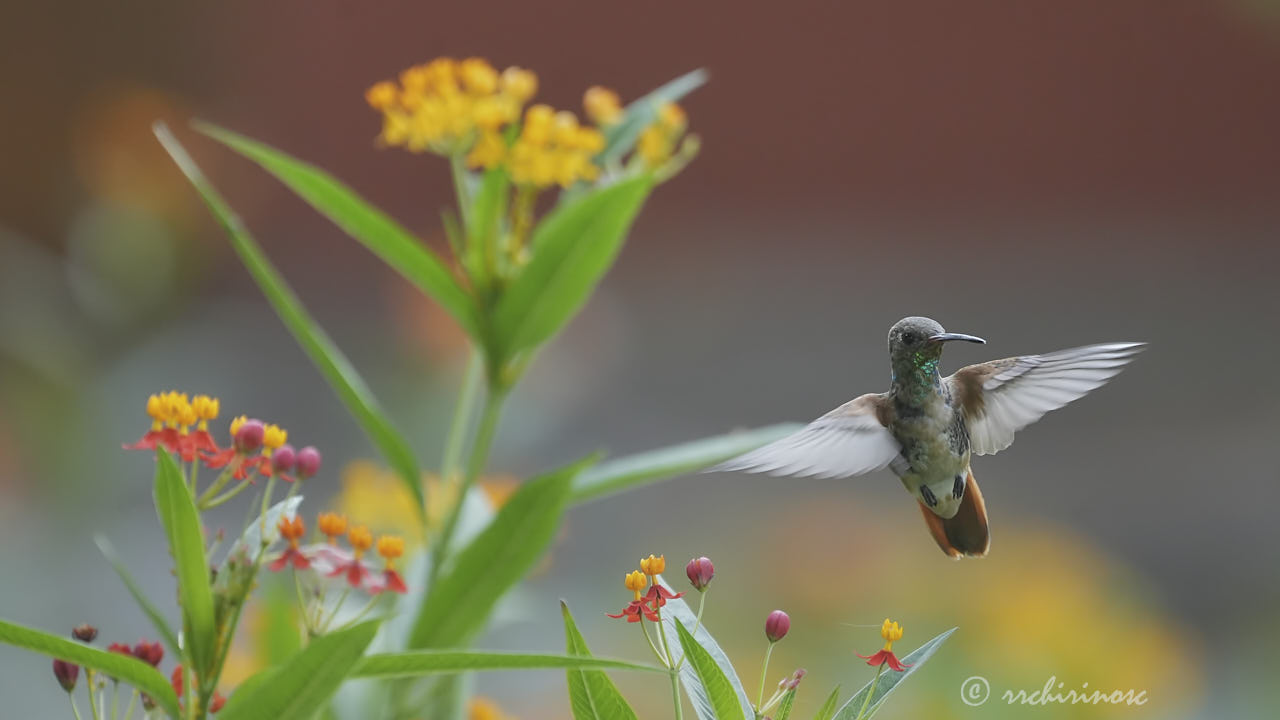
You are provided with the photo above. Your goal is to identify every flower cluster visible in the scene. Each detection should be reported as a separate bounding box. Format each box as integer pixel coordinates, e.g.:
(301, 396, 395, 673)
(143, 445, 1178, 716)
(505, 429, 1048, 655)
(367, 57, 694, 192)
(269, 512, 408, 593)
(124, 392, 323, 510)
(607, 554, 685, 623)
(366, 58, 537, 156)
(52, 625, 226, 715)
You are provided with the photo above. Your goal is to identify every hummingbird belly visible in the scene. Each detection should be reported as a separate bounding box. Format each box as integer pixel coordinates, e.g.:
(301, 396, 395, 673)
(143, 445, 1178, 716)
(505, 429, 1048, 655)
(890, 397, 971, 519)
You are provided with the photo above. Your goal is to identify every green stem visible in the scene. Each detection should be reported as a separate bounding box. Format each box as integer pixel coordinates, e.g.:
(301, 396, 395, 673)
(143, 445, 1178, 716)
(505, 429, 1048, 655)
(86, 670, 102, 720)
(854, 663, 886, 720)
(68, 693, 84, 720)
(258, 475, 277, 533)
(450, 151, 473, 229)
(109, 681, 118, 720)
(690, 589, 708, 635)
(200, 478, 252, 509)
(196, 467, 237, 506)
(668, 669, 684, 720)
(122, 690, 137, 720)
(188, 459, 199, 495)
(441, 349, 483, 485)
(638, 618, 668, 668)
(429, 386, 506, 586)
(755, 643, 775, 713)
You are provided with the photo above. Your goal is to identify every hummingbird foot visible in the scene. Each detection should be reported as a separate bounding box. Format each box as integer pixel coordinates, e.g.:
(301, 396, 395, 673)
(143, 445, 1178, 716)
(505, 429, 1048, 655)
(952, 474, 965, 500)
(920, 485, 938, 508)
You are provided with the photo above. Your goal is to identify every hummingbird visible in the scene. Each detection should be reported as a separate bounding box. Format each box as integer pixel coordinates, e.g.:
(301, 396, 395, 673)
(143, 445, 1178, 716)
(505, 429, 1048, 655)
(712, 316, 1144, 558)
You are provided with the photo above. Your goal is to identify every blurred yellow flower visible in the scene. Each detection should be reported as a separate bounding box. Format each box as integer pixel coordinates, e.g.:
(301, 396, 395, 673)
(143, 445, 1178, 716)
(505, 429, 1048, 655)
(639, 554, 666, 576)
(583, 86, 623, 126)
(366, 57, 534, 156)
(469, 697, 515, 720)
(507, 105, 604, 189)
(637, 102, 688, 169)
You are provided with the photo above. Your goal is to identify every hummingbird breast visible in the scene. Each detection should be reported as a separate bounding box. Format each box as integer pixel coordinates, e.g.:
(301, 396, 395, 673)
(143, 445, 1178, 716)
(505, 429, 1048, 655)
(888, 389, 972, 519)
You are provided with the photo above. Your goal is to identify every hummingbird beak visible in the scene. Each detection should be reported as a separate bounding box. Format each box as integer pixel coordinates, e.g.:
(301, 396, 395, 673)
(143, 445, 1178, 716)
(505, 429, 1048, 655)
(929, 332, 986, 345)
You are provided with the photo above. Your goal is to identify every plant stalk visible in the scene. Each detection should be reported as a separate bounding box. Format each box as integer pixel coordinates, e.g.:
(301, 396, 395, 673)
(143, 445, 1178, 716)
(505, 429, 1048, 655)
(756, 643, 775, 713)
(854, 663, 886, 720)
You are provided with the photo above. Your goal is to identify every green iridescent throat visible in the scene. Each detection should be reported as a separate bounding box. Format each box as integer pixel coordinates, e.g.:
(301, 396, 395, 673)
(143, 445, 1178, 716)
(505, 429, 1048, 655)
(893, 350, 942, 404)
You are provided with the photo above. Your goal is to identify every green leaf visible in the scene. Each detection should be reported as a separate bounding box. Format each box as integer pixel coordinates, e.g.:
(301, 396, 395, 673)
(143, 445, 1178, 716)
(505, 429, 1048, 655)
(655, 579, 754, 720)
(831, 628, 956, 720)
(0, 618, 180, 717)
(491, 176, 653, 360)
(561, 602, 640, 720)
(600, 69, 709, 166)
(812, 686, 841, 720)
(193, 121, 478, 338)
(674, 619, 747, 720)
(408, 458, 592, 649)
(216, 620, 380, 720)
(350, 650, 662, 678)
(93, 534, 181, 656)
(155, 123, 427, 520)
(153, 449, 217, 678)
(570, 423, 803, 504)
(774, 689, 798, 720)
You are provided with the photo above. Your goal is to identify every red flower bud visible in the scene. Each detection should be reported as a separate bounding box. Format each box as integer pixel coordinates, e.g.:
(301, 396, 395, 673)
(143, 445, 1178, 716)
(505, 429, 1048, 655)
(295, 446, 321, 478)
(133, 640, 163, 666)
(107, 642, 132, 657)
(685, 556, 714, 591)
(764, 609, 790, 643)
(234, 419, 265, 453)
(52, 659, 79, 692)
(271, 444, 296, 474)
(71, 624, 97, 642)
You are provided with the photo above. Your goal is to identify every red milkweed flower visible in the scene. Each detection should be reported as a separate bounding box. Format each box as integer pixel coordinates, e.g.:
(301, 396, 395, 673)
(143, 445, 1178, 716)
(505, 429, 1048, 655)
(269, 515, 310, 571)
(638, 554, 683, 608)
(857, 618, 912, 672)
(607, 570, 660, 623)
(371, 535, 408, 594)
(327, 525, 374, 587)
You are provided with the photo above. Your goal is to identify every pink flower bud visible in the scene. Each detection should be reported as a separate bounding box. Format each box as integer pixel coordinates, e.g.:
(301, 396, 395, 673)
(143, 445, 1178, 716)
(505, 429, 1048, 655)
(235, 419, 265, 453)
(132, 640, 163, 666)
(764, 609, 790, 643)
(71, 624, 97, 643)
(52, 659, 79, 692)
(686, 556, 715, 591)
(295, 446, 321, 478)
(788, 668, 807, 690)
(271, 444, 296, 474)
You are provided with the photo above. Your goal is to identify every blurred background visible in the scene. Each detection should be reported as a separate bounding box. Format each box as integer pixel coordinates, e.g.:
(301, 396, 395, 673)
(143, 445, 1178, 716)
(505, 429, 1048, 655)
(2, 0, 1278, 717)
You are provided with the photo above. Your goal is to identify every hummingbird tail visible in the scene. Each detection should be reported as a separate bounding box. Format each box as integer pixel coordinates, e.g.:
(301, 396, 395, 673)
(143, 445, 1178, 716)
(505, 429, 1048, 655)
(919, 470, 990, 559)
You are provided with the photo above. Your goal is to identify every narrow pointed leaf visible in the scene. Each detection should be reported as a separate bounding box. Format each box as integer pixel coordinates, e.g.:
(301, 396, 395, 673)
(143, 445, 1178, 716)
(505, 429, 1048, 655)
(216, 620, 380, 720)
(408, 458, 592, 649)
(193, 121, 478, 337)
(350, 650, 662, 678)
(94, 534, 180, 655)
(655, 578, 754, 719)
(155, 123, 427, 519)
(812, 686, 841, 720)
(675, 619, 747, 720)
(153, 449, 217, 677)
(561, 602, 640, 720)
(831, 628, 956, 719)
(571, 423, 803, 504)
(491, 176, 652, 360)
(0, 618, 180, 717)
(600, 69, 709, 166)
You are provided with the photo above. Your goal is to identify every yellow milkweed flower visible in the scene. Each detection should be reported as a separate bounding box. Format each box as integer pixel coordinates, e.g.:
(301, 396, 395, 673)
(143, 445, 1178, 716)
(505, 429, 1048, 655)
(637, 102, 688, 169)
(507, 105, 603, 189)
(366, 57, 538, 158)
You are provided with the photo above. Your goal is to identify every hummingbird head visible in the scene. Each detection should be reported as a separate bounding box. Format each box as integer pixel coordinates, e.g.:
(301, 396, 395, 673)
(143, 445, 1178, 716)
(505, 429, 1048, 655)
(888, 316, 985, 371)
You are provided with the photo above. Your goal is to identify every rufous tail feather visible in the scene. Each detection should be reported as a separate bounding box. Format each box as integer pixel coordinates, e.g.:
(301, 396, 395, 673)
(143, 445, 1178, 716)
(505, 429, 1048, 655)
(918, 470, 990, 558)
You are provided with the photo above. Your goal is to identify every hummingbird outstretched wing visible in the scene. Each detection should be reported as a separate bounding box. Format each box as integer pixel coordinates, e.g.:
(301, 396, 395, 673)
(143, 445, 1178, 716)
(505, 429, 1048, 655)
(708, 393, 901, 479)
(949, 342, 1145, 456)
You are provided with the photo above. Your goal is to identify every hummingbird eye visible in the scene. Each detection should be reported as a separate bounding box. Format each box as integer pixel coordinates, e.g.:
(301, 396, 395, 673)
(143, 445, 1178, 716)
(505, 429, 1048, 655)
(902, 331, 917, 344)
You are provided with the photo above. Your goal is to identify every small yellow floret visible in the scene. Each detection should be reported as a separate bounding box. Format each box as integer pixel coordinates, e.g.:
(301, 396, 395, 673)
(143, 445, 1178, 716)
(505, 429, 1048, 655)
(624, 570, 648, 600)
(349, 525, 374, 554)
(880, 618, 904, 649)
(377, 536, 405, 565)
(229, 415, 248, 438)
(583, 86, 623, 126)
(639, 554, 666, 576)
(262, 424, 288, 451)
(317, 512, 348, 541)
